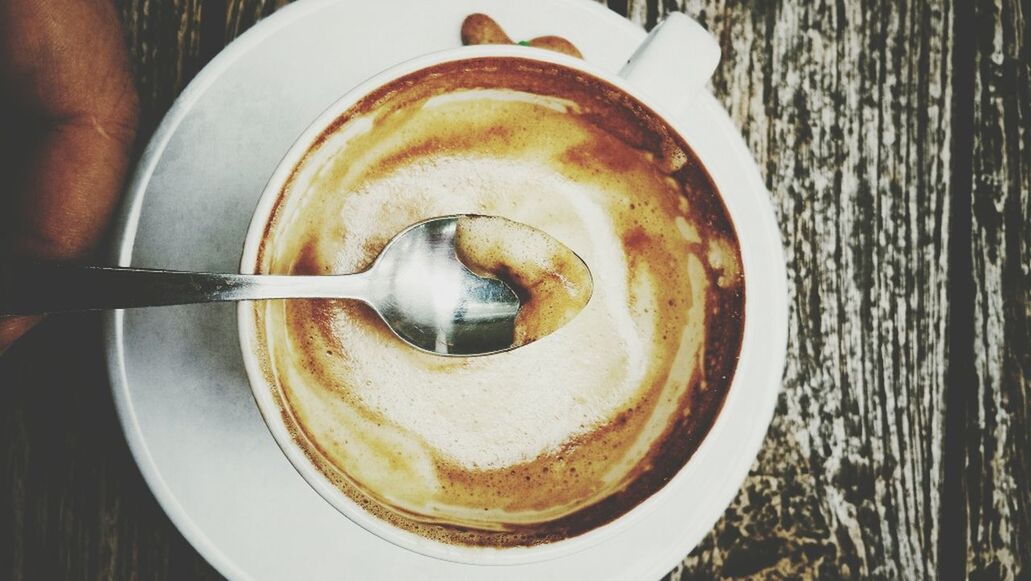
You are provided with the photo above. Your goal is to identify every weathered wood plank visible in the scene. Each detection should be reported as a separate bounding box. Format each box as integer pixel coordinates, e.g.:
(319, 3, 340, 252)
(116, 0, 204, 136)
(965, 0, 1030, 578)
(226, 0, 287, 42)
(659, 1, 953, 578)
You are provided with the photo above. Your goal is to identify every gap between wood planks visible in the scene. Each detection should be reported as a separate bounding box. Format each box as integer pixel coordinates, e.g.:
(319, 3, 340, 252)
(198, 0, 228, 68)
(941, 0, 974, 578)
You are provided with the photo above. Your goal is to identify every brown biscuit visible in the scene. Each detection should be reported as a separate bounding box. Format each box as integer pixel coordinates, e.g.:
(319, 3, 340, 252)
(461, 14, 583, 59)
(461, 13, 512, 45)
(527, 36, 583, 59)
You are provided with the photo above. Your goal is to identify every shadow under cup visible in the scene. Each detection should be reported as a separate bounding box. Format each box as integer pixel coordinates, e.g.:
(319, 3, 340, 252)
(240, 54, 745, 558)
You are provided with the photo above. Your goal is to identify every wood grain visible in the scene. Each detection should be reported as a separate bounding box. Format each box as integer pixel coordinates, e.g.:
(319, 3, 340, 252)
(116, 0, 205, 136)
(226, 0, 287, 42)
(964, 0, 1030, 578)
(665, 0, 954, 578)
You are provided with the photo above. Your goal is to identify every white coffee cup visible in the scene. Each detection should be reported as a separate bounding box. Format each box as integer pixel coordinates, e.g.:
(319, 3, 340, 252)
(238, 12, 786, 566)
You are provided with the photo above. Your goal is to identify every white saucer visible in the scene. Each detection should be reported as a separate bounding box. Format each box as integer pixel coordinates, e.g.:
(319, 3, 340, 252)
(104, 1, 784, 579)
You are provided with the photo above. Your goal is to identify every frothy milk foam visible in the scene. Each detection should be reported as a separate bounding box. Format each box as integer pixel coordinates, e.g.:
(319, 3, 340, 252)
(251, 58, 745, 546)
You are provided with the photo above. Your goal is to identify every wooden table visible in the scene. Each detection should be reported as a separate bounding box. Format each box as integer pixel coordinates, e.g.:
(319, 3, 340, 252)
(2, 0, 1027, 579)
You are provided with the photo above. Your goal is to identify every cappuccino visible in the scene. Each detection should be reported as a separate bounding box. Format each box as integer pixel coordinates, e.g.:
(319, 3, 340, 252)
(250, 58, 744, 547)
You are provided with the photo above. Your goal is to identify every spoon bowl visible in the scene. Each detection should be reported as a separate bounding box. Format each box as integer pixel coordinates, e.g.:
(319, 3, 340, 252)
(361, 216, 522, 355)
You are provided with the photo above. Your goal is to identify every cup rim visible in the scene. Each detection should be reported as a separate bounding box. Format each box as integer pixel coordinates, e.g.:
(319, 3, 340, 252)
(238, 43, 786, 566)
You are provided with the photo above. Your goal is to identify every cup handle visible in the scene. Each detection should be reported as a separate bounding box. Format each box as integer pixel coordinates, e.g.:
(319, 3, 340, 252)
(618, 12, 721, 116)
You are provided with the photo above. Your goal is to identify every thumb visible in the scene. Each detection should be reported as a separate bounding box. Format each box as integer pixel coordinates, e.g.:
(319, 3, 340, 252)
(0, 315, 43, 355)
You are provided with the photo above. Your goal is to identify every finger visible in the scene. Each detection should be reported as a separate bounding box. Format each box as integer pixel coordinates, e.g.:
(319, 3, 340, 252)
(0, 0, 137, 120)
(0, 315, 42, 355)
(1, 0, 139, 260)
(10, 112, 137, 259)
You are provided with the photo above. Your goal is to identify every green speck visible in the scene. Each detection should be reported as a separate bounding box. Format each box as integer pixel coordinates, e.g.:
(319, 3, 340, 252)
(518, 40, 531, 46)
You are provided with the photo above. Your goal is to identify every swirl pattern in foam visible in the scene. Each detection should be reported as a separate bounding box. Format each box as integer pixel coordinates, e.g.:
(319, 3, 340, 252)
(250, 58, 745, 547)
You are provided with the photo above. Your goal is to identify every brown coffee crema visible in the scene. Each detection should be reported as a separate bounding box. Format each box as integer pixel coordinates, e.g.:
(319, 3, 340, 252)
(453, 215, 593, 348)
(252, 58, 745, 547)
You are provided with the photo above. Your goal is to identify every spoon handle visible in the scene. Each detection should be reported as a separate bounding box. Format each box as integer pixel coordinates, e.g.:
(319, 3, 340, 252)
(0, 262, 370, 315)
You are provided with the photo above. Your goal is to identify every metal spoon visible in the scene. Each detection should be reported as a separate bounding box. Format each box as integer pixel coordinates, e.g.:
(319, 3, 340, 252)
(0, 215, 588, 356)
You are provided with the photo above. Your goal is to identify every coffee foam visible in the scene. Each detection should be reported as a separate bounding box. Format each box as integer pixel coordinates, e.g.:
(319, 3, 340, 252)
(253, 58, 744, 546)
(277, 154, 648, 470)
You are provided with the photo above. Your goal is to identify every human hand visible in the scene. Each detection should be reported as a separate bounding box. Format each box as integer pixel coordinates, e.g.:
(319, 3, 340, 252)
(0, 0, 139, 352)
